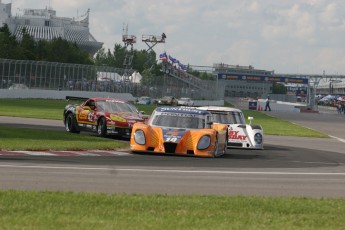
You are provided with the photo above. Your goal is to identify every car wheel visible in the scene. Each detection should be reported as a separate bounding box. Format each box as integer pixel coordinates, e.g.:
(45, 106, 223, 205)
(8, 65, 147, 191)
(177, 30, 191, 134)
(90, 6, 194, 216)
(97, 117, 107, 137)
(65, 113, 80, 133)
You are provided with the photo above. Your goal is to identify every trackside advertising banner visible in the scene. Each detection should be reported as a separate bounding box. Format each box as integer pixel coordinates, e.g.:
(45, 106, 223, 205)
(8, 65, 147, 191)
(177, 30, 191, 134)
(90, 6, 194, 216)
(287, 86, 308, 96)
(217, 73, 309, 84)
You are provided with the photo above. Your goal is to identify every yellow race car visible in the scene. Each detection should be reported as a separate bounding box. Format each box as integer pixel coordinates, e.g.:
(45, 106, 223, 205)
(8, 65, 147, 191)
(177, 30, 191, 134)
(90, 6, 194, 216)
(130, 107, 228, 157)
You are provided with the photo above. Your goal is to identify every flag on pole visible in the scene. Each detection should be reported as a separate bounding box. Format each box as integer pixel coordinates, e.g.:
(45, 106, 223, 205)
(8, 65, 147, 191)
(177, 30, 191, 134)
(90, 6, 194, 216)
(169, 55, 177, 63)
(159, 52, 168, 61)
(179, 62, 187, 71)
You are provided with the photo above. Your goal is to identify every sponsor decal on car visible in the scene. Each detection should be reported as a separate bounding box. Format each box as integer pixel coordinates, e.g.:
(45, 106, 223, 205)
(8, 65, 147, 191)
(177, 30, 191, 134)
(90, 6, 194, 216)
(228, 130, 248, 141)
(79, 110, 88, 120)
(110, 114, 127, 122)
(163, 129, 184, 142)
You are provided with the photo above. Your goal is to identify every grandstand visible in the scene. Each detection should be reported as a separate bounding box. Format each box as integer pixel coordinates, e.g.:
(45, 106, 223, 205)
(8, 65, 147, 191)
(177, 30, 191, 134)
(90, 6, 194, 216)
(0, 1, 103, 55)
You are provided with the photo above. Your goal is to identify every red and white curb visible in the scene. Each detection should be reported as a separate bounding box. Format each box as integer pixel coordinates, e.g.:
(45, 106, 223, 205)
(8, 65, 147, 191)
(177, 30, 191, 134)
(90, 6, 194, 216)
(0, 150, 132, 156)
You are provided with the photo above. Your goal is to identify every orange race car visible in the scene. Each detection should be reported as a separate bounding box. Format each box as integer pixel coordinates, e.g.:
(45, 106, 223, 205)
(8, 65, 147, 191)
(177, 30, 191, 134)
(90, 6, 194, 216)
(130, 107, 228, 157)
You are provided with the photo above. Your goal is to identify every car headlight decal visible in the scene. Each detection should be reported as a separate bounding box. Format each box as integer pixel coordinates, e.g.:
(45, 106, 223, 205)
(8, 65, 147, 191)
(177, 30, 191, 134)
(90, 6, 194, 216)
(134, 129, 146, 145)
(254, 133, 263, 144)
(197, 135, 211, 150)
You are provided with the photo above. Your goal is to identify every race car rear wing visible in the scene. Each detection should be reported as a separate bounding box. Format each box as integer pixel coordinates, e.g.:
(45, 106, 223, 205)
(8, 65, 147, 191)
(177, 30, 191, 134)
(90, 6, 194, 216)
(66, 96, 89, 101)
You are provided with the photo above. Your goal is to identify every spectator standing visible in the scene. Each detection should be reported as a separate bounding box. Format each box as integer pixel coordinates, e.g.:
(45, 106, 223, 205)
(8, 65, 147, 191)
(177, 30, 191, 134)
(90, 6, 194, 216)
(265, 96, 271, 111)
(337, 103, 342, 114)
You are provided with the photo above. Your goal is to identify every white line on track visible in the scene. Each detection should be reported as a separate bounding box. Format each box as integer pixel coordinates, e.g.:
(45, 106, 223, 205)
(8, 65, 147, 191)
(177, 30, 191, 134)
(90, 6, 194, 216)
(1, 164, 345, 175)
(15, 151, 56, 156)
(329, 135, 345, 144)
(66, 152, 100, 156)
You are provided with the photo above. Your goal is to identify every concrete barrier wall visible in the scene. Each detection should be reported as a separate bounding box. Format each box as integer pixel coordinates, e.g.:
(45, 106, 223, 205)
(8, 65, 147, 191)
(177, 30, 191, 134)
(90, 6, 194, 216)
(193, 100, 224, 106)
(226, 97, 305, 112)
(0, 89, 136, 101)
(0, 89, 224, 106)
(257, 99, 304, 112)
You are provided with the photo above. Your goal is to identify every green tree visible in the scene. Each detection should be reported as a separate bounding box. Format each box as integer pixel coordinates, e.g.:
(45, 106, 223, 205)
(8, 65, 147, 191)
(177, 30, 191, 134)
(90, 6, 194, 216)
(0, 24, 19, 59)
(36, 40, 49, 61)
(94, 43, 163, 84)
(199, 71, 215, 80)
(0, 24, 93, 64)
(94, 48, 107, 66)
(133, 49, 150, 73)
(45, 37, 93, 65)
(94, 44, 126, 68)
(272, 83, 287, 94)
(187, 69, 200, 78)
(17, 27, 36, 60)
(113, 43, 127, 67)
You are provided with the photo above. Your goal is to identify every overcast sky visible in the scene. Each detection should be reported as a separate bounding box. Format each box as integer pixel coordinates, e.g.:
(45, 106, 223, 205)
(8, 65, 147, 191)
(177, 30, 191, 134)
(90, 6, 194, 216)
(7, 0, 345, 75)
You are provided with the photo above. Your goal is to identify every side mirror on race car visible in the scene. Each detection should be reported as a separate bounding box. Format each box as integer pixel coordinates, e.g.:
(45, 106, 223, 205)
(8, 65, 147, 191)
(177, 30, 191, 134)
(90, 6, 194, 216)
(248, 116, 254, 124)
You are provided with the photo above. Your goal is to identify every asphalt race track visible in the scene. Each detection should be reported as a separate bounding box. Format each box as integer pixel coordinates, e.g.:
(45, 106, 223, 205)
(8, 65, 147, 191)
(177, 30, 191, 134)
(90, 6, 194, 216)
(1, 111, 345, 198)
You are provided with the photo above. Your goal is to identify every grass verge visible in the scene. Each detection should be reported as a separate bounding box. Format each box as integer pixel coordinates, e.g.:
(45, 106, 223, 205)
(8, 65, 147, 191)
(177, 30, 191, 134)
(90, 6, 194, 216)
(0, 99, 158, 120)
(0, 191, 344, 230)
(0, 126, 128, 151)
(244, 110, 328, 138)
(0, 98, 69, 120)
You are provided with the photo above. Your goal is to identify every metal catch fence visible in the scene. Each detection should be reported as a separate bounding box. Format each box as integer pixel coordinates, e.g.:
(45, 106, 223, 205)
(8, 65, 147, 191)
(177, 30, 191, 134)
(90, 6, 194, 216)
(0, 58, 221, 100)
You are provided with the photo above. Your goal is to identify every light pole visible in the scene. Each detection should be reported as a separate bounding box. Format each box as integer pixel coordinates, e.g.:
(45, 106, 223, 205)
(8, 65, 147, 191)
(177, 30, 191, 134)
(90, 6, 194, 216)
(329, 79, 342, 94)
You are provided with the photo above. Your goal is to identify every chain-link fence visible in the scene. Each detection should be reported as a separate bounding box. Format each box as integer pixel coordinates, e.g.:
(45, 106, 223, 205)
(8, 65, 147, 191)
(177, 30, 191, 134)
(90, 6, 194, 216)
(0, 58, 133, 92)
(0, 58, 221, 100)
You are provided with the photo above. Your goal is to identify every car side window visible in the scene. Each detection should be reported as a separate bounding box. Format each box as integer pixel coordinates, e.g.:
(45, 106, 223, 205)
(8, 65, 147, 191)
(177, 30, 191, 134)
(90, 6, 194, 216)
(96, 101, 105, 111)
(85, 100, 96, 110)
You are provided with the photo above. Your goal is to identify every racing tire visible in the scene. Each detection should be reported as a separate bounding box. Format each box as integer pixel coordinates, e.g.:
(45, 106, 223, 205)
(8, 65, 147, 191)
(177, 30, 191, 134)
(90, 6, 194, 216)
(97, 117, 107, 137)
(65, 113, 80, 134)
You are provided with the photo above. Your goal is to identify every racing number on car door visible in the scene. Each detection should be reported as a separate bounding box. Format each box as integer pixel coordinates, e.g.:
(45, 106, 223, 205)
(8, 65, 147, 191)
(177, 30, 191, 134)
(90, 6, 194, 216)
(87, 111, 95, 122)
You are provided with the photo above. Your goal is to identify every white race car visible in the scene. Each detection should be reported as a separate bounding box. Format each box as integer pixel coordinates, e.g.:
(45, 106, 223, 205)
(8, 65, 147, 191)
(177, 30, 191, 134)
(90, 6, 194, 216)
(177, 97, 194, 106)
(198, 106, 264, 149)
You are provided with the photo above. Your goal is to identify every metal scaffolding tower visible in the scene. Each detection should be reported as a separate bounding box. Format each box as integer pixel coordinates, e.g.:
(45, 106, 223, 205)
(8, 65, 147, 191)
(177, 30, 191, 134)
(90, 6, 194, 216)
(141, 33, 166, 74)
(122, 24, 136, 92)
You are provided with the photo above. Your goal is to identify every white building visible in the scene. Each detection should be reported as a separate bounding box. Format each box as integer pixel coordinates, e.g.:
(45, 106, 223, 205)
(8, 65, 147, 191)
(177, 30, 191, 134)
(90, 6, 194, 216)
(0, 1, 103, 55)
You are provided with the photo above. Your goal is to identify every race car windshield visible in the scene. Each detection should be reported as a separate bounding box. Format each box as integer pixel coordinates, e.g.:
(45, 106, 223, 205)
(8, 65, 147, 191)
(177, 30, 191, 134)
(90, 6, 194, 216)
(151, 115, 205, 129)
(212, 112, 245, 124)
(97, 101, 138, 113)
